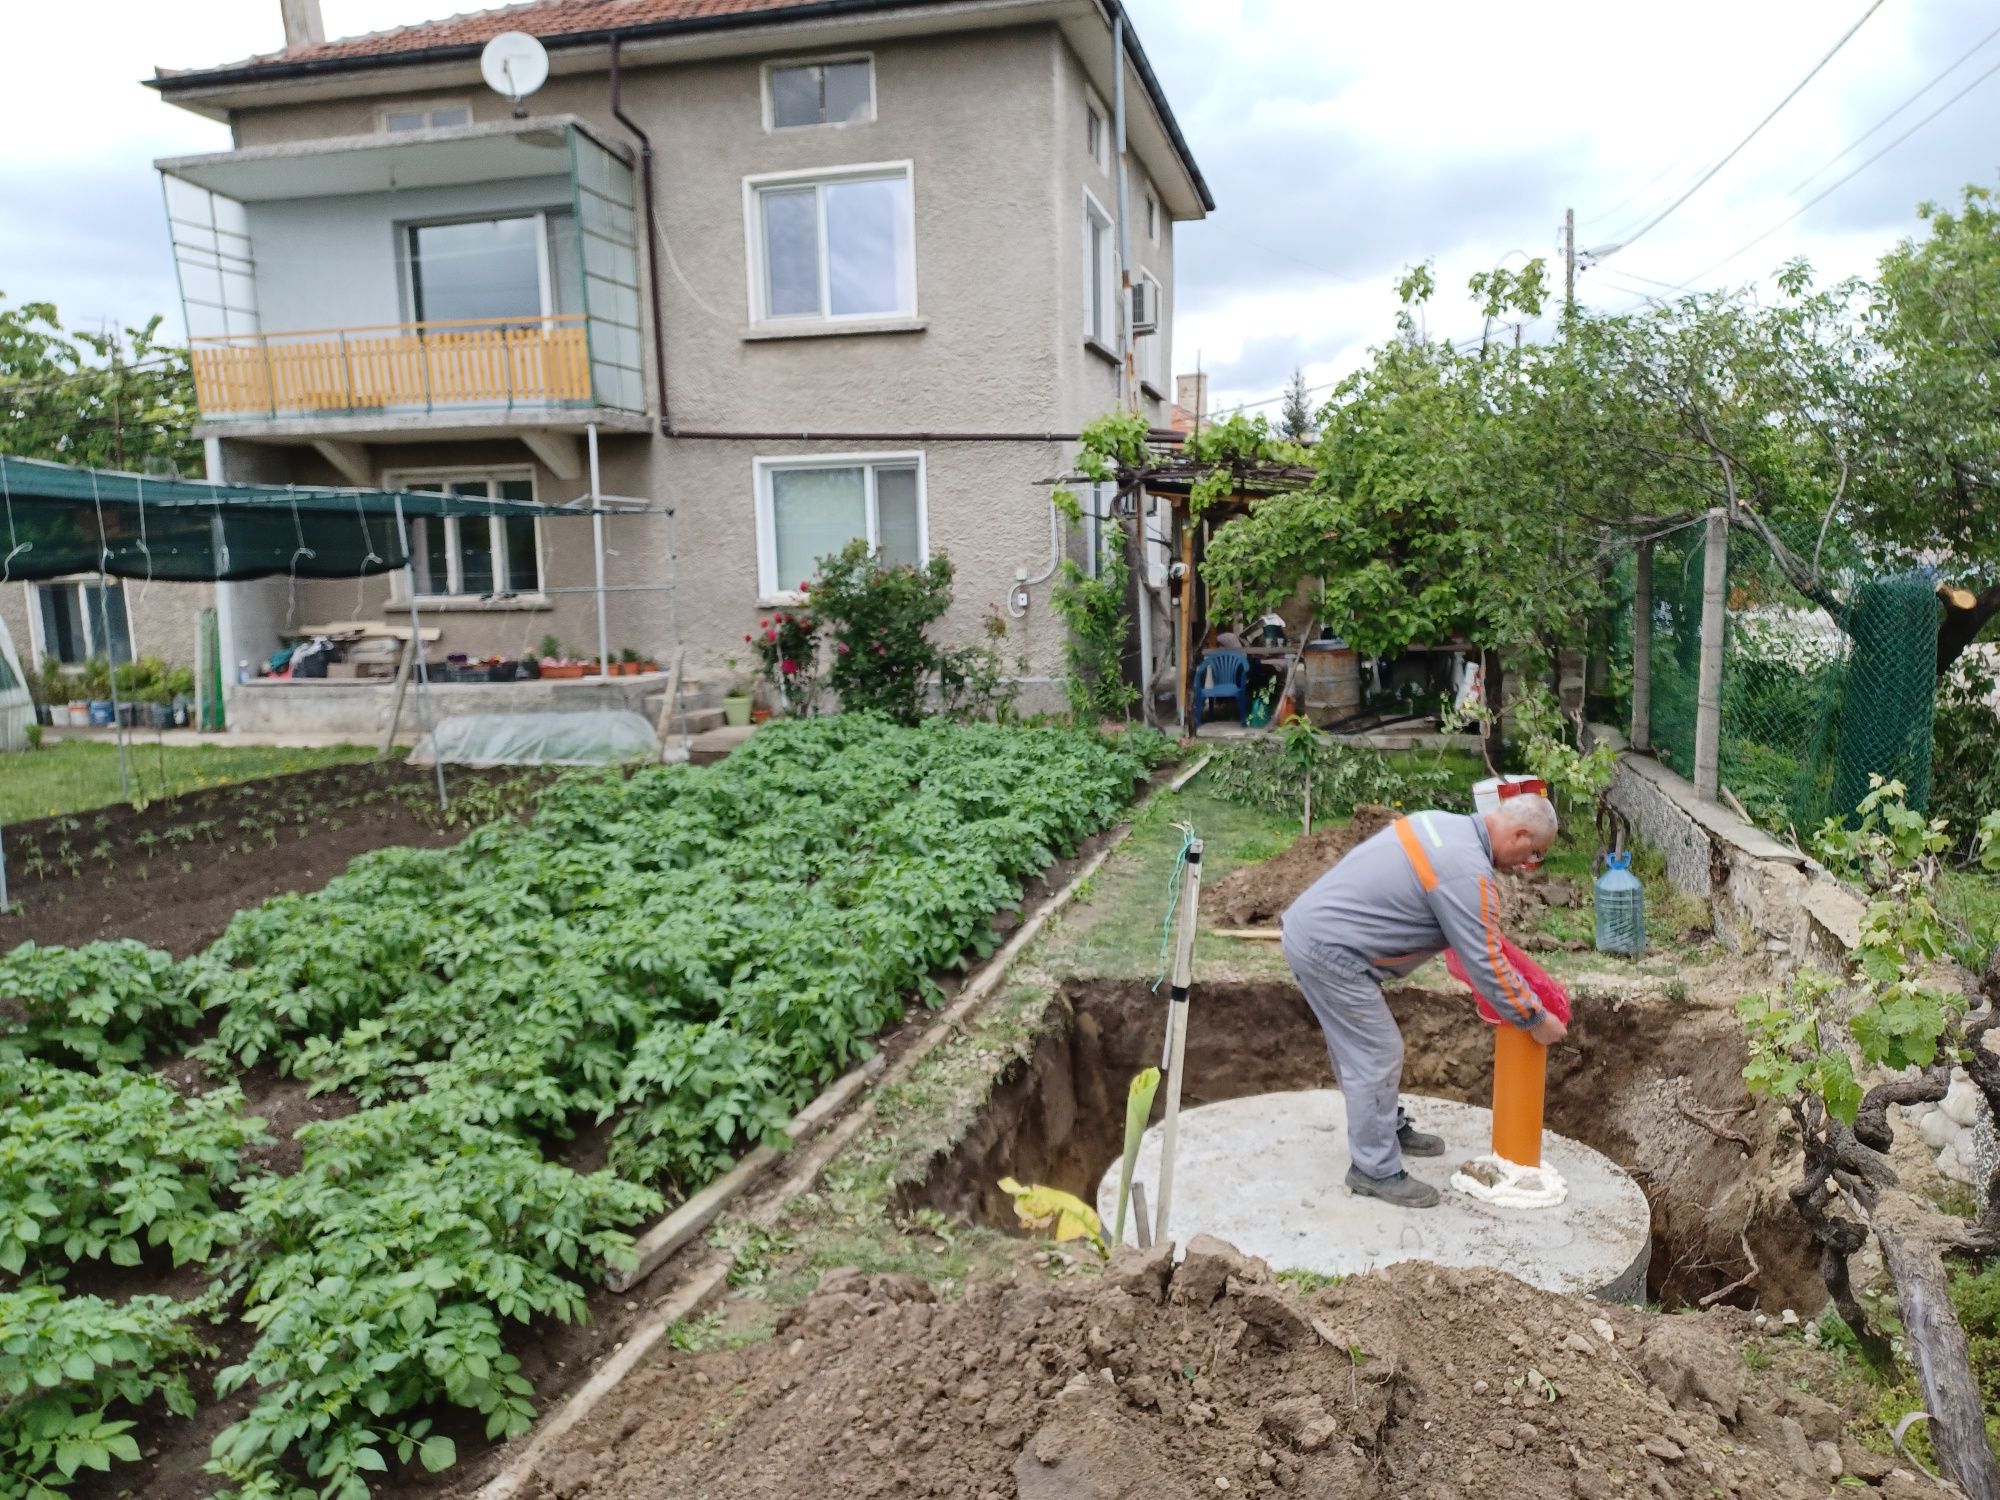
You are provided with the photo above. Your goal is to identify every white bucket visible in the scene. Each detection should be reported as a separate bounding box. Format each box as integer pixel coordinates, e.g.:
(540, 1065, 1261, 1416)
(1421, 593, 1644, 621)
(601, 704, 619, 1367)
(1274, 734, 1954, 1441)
(1472, 774, 1548, 815)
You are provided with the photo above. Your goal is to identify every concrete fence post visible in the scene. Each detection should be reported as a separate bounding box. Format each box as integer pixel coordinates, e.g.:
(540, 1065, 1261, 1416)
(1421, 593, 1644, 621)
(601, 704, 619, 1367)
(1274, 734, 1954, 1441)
(1693, 509, 1727, 803)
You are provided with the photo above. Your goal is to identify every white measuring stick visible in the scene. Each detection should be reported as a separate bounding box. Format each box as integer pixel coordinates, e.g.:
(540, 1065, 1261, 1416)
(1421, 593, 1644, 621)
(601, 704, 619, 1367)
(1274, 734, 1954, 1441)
(1153, 837, 1203, 1247)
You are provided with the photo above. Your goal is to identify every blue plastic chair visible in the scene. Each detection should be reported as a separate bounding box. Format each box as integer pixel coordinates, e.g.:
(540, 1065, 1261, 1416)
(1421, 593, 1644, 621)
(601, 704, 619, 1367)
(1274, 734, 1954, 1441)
(1194, 650, 1250, 727)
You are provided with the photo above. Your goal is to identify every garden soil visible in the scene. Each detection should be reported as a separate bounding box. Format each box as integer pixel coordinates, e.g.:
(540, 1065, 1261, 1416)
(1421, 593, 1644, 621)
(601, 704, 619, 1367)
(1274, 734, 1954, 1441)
(0, 763, 527, 956)
(1208, 804, 1397, 927)
(521, 1239, 1917, 1500)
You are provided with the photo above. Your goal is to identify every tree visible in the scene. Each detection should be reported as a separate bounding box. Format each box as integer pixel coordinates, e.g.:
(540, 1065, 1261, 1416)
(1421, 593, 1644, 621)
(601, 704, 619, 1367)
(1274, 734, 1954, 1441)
(0, 297, 199, 475)
(1277, 368, 1315, 443)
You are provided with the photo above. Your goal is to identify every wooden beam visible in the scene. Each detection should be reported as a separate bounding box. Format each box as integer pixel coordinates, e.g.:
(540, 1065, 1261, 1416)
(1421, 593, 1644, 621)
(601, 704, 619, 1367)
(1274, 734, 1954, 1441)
(310, 439, 373, 487)
(520, 430, 584, 481)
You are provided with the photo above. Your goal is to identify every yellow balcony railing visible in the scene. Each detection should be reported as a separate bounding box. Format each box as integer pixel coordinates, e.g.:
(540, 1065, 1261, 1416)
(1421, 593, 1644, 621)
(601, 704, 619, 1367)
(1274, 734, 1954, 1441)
(190, 315, 594, 419)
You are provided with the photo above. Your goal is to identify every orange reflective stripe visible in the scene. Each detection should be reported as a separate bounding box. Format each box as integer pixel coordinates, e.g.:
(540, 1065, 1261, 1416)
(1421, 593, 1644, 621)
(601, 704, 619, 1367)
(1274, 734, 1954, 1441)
(1392, 817, 1439, 892)
(1480, 875, 1538, 1024)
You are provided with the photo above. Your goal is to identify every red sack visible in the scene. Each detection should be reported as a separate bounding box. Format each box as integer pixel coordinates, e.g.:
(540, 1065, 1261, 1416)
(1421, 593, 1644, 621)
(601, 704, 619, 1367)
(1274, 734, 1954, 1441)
(1442, 939, 1571, 1026)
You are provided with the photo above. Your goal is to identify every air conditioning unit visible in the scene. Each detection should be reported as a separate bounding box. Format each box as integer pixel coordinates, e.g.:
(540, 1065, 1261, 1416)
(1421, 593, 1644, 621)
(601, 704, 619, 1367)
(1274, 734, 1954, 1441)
(1129, 280, 1159, 336)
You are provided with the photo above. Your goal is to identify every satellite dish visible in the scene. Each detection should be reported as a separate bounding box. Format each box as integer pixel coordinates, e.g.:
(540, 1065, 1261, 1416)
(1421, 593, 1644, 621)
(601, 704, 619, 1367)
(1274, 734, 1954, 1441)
(480, 31, 549, 113)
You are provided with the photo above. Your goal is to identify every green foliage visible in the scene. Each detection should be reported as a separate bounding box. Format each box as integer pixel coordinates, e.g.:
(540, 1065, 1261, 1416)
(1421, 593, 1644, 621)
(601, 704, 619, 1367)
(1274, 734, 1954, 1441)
(1178, 412, 1310, 515)
(1510, 685, 1616, 813)
(0, 940, 195, 1071)
(0, 1286, 210, 1498)
(1931, 666, 2000, 860)
(1051, 542, 1136, 723)
(0, 296, 198, 474)
(1204, 728, 1458, 824)
(0, 1061, 267, 1277)
(207, 1098, 657, 1500)
(1737, 971, 1865, 1124)
(807, 541, 959, 724)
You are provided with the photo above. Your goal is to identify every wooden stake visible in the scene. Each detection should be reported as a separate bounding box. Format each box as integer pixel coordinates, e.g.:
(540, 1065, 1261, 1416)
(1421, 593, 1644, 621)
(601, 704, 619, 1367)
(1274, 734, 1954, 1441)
(1154, 836, 1203, 1247)
(379, 633, 416, 757)
(1693, 508, 1727, 803)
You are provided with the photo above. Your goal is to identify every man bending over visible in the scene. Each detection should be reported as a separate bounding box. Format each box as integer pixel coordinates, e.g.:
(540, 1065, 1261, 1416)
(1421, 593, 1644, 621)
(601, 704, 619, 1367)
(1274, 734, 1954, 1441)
(1280, 796, 1567, 1208)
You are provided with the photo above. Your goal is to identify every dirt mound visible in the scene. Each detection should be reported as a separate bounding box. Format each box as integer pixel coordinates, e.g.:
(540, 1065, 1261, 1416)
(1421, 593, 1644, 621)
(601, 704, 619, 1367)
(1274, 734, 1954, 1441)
(527, 1240, 1911, 1500)
(1208, 805, 1397, 927)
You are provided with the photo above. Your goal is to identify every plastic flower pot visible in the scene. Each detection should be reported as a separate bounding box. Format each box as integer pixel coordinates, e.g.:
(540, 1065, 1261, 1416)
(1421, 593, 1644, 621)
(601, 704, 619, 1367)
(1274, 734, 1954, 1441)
(724, 694, 753, 727)
(88, 701, 115, 727)
(751, 705, 773, 724)
(67, 701, 89, 727)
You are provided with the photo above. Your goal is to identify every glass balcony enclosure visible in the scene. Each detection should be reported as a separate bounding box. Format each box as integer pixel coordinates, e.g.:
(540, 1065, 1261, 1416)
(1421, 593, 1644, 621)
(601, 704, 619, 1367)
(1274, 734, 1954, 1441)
(159, 117, 645, 423)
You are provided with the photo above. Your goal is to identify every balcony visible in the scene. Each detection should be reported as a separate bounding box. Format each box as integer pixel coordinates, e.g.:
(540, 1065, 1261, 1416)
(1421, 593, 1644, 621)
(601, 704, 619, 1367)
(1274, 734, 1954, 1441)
(158, 116, 648, 440)
(191, 315, 594, 419)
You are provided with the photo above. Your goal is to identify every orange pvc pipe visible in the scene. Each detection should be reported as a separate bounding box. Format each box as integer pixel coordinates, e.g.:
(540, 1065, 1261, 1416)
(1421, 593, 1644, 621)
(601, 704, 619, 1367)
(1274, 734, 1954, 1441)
(1491, 1023, 1547, 1168)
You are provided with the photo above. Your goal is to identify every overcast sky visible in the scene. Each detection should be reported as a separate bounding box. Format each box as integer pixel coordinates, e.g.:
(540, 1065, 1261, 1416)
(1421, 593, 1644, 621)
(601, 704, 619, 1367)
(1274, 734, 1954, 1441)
(6, 0, 1998, 418)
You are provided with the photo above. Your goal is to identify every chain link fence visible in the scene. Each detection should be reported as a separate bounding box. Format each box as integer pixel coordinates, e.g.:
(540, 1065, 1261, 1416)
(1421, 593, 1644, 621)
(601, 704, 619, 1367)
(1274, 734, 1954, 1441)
(1605, 521, 1941, 840)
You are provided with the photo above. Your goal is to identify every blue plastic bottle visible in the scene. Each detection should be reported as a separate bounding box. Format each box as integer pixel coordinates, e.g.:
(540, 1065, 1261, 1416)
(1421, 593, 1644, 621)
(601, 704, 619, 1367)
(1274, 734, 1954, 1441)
(1594, 851, 1645, 956)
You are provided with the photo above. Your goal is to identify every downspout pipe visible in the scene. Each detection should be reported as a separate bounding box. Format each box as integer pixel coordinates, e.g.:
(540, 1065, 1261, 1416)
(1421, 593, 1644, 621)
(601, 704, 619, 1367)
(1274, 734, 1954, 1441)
(609, 37, 669, 428)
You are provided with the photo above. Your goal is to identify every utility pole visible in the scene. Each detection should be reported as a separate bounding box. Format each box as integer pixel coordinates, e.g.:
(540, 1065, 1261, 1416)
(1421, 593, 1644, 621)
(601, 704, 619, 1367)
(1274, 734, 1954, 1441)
(1563, 207, 1576, 317)
(1693, 508, 1728, 803)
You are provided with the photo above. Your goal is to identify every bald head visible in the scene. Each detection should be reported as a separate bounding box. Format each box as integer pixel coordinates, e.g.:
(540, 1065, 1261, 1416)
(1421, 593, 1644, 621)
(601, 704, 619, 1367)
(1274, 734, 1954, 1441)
(1485, 794, 1558, 867)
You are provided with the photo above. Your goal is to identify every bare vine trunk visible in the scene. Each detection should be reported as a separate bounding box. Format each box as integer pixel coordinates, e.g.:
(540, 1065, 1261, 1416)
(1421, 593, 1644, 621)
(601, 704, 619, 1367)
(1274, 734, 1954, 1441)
(1873, 1187, 2000, 1500)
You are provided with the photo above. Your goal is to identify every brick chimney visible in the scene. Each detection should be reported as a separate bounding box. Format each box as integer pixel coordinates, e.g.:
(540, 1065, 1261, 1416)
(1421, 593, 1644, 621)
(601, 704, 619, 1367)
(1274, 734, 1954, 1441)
(1173, 372, 1208, 433)
(280, 0, 325, 50)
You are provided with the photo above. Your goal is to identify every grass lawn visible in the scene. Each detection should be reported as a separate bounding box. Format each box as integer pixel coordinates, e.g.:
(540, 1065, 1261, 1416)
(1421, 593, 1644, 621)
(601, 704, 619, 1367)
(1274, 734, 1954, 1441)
(1, 740, 375, 822)
(1941, 866, 2000, 953)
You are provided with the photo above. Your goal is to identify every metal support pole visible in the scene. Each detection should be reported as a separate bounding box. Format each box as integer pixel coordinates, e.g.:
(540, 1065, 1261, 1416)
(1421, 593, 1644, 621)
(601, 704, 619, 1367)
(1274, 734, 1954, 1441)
(1112, 11, 1133, 411)
(0, 824, 10, 915)
(395, 497, 449, 809)
(588, 423, 610, 679)
(1153, 835, 1203, 1248)
(1630, 538, 1652, 753)
(1693, 508, 1727, 802)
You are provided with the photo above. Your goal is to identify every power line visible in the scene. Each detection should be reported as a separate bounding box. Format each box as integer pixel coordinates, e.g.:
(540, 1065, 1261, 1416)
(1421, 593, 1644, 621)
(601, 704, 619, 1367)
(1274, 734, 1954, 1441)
(1644, 49, 2000, 293)
(1781, 16, 2000, 204)
(1598, 0, 1889, 256)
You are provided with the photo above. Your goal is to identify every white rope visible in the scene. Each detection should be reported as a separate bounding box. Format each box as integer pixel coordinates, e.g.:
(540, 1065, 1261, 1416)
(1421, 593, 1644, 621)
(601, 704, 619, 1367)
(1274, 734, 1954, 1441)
(283, 485, 316, 634)
(0, 461, 27, 584)
(351, 493, 384, 619)
(132, 471, 156, 604)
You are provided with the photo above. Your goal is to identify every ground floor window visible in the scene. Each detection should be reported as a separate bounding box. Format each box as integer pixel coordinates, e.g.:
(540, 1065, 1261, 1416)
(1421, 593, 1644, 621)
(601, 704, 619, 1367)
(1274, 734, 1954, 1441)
(754, 454, 925, 598)
(390, 473, 544, 600)
(35, 580, 131, 665)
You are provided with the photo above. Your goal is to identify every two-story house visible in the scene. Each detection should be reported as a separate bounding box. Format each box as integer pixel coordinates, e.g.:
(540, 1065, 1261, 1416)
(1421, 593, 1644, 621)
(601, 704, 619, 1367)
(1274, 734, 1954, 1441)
(128, 0, 1208, 728)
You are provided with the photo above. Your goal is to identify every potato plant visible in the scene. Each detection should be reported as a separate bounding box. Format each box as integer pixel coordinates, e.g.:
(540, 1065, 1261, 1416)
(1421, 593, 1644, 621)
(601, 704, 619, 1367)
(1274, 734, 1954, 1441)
(0, 941, 195, 1072)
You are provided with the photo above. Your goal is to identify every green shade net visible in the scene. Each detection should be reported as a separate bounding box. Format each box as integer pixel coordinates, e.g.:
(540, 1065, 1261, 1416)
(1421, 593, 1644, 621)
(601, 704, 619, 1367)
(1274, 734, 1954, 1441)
(0, 455, 590, 584)
(1628, 521, 1941, 837)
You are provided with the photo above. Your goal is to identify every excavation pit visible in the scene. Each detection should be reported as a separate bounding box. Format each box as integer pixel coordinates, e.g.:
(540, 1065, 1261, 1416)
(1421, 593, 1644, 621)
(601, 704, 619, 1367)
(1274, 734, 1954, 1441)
(1095, 1088, 1652, 1300)
(905, 977, 1824, 1311)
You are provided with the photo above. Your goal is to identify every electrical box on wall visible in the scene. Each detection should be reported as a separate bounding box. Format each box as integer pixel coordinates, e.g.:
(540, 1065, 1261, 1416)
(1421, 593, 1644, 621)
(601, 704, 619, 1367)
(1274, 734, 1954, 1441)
(1010, 584, 1030, 613)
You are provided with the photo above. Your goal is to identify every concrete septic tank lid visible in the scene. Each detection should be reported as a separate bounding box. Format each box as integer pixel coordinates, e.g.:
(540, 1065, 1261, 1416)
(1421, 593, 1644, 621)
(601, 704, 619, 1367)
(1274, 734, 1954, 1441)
(1095, 1090, 1651, 1302)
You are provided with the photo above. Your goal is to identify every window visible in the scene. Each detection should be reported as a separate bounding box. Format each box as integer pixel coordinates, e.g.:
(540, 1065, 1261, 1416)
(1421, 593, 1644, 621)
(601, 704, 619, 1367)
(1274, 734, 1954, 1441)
(755, 455, 925, 598)
(768, 57, 874, 128)
(382, 102, 472, 132)
(1145, 193, 1159, 244)
(747, 166, 915, 324)
(1137, 271, 1164, 391)
(407, 212, 577, 326)
(393, 474, 544, 601)
(36, 582, 131, 666)
(1086, 101, 1107, 171)
(1082, 192, 1114, 347)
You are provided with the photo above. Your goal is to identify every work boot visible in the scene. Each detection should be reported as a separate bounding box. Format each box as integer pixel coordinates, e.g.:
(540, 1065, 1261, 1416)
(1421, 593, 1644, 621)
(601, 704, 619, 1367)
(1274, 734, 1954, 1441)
(1396, 1107, 1446, 1158)
(1345, 1166, 1441, 1208)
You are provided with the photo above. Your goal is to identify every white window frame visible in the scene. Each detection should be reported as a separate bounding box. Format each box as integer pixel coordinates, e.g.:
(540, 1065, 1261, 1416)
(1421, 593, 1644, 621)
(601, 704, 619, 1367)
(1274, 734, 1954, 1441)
(742, 162, 918, 328)
(762, 53, 877, 131)
(383, 466, 548, 605)
(403, 210, 556, 326)
(1137, 269, 1165, 393)
(379, 100, 473, 133)
(1085, 95, 1109, 172)
(27, 579, 135, 667)
(1145, 190, 1160, 245)
(1082, 188, 1115, 352)
(753, 452, 928, 603)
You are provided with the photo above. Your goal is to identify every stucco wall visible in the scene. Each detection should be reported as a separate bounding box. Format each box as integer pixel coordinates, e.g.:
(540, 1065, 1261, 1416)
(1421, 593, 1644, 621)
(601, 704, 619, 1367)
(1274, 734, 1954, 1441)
(201, 21, 1187, 719)
(2, 579, 215, 686)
